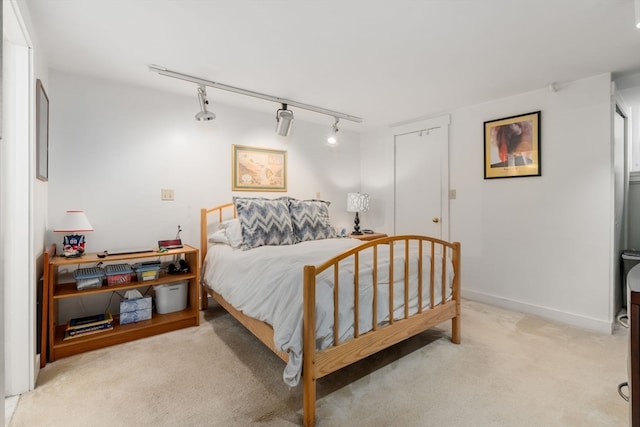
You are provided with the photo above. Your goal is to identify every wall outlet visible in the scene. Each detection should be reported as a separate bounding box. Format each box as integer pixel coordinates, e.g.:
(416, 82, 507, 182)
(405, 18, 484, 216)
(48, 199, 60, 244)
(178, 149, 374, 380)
(449, 189, 457, 200)
(161, 188, 174, 201)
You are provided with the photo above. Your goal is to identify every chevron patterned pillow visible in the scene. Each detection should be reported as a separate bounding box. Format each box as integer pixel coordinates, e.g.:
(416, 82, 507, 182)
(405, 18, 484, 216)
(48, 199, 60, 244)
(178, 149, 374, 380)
(234, 197, 295, 250)
(289, 199, 337, 242)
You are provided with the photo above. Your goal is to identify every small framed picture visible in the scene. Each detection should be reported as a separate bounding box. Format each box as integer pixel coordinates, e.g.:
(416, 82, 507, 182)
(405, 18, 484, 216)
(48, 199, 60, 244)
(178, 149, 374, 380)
(484, 111, 541, 179)
(232, 145, 287, 191)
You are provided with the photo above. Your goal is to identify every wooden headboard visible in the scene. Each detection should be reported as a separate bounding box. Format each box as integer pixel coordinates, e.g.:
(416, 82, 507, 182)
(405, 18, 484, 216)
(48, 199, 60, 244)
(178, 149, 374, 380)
(200, 202, 236, 264)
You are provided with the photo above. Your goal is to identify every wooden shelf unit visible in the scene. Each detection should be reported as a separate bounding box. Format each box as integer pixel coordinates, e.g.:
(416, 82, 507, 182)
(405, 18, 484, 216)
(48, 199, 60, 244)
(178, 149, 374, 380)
(42, 244, 200, 365)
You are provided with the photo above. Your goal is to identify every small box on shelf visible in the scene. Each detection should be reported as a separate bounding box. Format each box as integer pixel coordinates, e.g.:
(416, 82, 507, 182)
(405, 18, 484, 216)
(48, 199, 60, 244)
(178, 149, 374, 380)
(105, 264, 133, 286)
(120, 296, 152, 324)
(132, 262, 161, 282)
(73, 267, 104, 290)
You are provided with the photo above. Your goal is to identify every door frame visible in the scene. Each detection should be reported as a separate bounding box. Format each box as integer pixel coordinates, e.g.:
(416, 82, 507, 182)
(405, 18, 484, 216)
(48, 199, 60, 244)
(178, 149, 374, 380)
(391, 114, 451, 241)
(613, 97, 630, 318)
(3, 0, 37, 397)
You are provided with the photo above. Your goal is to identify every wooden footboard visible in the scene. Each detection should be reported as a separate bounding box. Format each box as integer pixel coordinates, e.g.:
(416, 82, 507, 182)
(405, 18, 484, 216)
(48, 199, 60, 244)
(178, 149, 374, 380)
(302, 236, 460, 426)
(201, 204, 461, 427)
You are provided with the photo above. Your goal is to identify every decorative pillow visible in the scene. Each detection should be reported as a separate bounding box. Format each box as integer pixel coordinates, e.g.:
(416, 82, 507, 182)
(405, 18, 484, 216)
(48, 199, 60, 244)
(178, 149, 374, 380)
(289, 199, 336, 242)
(208, 229, 229, 245)
(219, 218, 243, 249)
(234, 197, 295, 250)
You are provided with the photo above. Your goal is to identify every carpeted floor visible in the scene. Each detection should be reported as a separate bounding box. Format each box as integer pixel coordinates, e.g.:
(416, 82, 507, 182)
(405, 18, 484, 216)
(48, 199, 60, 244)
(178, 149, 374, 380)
(8, 299, 629, 426)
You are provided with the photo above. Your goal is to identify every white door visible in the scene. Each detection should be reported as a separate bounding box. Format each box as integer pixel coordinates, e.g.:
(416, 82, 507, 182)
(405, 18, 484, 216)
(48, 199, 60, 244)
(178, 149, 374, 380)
(394, 119, 448, 239)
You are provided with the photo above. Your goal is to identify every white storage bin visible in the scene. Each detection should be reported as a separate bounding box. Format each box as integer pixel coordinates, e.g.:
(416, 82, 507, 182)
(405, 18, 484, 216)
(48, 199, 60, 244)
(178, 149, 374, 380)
(154, 280, 188, 314)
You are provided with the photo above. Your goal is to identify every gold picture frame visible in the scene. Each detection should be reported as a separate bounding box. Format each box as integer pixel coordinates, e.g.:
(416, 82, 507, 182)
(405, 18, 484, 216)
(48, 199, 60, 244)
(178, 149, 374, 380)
(36, 79, 50, 181)
(484, 111, 541, 179)
(232, 145, 287, 191)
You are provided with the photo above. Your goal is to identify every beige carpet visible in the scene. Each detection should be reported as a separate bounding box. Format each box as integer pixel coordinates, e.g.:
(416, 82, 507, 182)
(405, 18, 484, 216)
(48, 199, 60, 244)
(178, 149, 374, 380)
(9, 300, 629, 427)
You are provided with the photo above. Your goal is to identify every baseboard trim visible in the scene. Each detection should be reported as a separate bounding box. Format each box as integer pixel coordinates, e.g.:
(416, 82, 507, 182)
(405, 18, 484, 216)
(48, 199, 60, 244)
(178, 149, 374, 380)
(462, 289, 613, 334)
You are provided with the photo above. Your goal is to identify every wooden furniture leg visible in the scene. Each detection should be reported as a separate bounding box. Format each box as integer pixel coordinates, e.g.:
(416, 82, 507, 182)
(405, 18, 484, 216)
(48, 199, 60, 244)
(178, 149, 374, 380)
(303, 266, 317, 427)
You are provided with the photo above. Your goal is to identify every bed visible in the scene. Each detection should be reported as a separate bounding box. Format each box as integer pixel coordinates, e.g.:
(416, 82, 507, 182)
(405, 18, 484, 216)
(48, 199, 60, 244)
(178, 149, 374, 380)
(200, 199, 461, 426)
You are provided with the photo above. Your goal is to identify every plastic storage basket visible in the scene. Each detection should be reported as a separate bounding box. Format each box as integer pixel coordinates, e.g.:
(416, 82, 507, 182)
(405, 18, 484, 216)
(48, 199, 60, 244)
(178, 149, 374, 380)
(73, 267, 104, 290)
(132, 262, 161, 282)
(104, 264, 133, 286)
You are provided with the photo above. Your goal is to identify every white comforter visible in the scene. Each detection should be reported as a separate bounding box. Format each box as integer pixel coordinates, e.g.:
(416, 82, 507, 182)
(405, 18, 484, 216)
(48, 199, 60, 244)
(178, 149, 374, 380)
(202, 238, 453, 386)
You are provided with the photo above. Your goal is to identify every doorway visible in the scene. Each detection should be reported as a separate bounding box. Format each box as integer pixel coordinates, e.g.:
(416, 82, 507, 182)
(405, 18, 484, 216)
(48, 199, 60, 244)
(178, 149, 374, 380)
(393, 115, 450, 239)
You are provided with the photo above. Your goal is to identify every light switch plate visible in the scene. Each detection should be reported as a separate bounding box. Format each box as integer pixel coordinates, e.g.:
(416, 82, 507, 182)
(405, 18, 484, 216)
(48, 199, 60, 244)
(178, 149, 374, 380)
(161, 188, 174, 201)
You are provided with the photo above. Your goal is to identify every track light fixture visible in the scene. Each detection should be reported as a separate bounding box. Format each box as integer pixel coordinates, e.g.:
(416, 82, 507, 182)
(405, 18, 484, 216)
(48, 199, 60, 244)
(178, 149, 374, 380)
(149, 65, 363, 125)
(327, 117, 339, 146)
(195, 85, 216, 121)
(275, 104, 294, 136)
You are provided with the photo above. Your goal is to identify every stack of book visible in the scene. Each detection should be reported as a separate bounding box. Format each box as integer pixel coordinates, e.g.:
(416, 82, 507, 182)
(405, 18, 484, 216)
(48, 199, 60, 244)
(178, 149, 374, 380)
(64, 312, 114, 340)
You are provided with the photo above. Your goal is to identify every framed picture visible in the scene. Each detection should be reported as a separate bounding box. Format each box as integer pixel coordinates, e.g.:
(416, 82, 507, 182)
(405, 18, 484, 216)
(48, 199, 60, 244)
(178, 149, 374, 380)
(484, 111, 541, 179)
(36, 79, 49, 181)
(232, 145, 287, 191)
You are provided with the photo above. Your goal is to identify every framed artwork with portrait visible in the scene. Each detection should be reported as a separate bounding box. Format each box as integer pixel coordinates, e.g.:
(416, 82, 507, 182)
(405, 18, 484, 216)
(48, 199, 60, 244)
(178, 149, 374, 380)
(484, 111, 541, 179)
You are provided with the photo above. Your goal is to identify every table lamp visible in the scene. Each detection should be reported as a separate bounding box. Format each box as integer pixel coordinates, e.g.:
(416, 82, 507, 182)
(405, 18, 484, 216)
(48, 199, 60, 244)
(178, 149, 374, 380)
(347, 192, 370, 235)
(54, 210, 94, 257)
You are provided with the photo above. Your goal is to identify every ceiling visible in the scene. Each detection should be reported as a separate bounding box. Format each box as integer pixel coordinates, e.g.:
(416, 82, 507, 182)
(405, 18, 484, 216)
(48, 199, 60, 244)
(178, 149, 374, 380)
(23, 0, 640, 131)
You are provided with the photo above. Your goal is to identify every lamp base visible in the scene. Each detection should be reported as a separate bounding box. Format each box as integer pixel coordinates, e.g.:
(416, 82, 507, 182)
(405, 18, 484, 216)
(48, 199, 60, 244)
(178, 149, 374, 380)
(62, 234, 86, 258)
(351, 212, 363, 235)
(61, 251, 84, 258)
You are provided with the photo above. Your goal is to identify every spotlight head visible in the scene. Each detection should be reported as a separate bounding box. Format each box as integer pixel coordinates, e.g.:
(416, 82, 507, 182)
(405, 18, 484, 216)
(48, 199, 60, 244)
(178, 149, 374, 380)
(275, 104, 294, 136)
(195, 85, 215, 121)
(326, 117, 339, 145)
(195, 111, 216, 121)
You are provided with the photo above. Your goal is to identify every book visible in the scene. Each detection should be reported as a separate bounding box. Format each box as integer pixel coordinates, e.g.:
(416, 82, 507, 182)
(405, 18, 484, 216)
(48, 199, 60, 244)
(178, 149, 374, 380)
(63, 323, 113, 340)
(66, 312, 113, 330)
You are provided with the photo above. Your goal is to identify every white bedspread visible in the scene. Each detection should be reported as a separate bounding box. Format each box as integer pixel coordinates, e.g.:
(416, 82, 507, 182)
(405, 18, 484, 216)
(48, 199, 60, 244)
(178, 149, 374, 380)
(202, 238, 453, 386)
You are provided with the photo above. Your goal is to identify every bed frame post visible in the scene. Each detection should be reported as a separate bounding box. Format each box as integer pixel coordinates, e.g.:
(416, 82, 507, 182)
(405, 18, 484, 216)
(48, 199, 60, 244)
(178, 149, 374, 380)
(200, 208, 209, 310)
(303, 265, 317, 427)
(451, 242, 461, 344)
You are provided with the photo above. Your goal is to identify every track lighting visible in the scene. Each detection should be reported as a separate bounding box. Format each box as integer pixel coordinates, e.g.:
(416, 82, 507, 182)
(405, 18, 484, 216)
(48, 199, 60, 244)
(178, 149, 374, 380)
(149, 65, 363, 125)
(327, 117, 339, 146)
(195, 85, 216, 121)
(275, 104, 294, 136)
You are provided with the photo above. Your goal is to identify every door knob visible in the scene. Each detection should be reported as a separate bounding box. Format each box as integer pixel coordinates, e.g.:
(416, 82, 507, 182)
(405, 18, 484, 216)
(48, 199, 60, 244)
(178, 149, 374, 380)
(432, 217, 440, 223)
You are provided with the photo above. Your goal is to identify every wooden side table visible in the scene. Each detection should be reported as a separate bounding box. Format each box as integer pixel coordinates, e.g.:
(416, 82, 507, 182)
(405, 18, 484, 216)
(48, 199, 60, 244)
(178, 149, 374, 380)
(349, 232, 388, 241)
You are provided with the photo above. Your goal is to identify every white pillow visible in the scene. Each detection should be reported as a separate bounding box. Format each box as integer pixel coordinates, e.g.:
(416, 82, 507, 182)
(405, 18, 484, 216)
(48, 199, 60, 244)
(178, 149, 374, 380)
(208, 229, 229, 245)
(220, 219, 243, 249)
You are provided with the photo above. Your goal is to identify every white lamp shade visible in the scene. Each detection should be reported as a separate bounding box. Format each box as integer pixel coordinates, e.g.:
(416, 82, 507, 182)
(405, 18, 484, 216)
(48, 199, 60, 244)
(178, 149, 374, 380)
(347, 193, 370, 213)
(54, 210, 94, 232)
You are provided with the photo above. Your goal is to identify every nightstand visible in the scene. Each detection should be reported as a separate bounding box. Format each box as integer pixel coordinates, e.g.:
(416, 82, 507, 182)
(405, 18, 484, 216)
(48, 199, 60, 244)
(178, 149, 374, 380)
(349, 232, 388, 241)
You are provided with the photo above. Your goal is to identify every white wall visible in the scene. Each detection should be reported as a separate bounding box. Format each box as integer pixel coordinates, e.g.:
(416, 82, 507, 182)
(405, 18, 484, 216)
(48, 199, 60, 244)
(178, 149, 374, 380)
(364, 74, 615, 332)
(47, 70, 361, 321)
